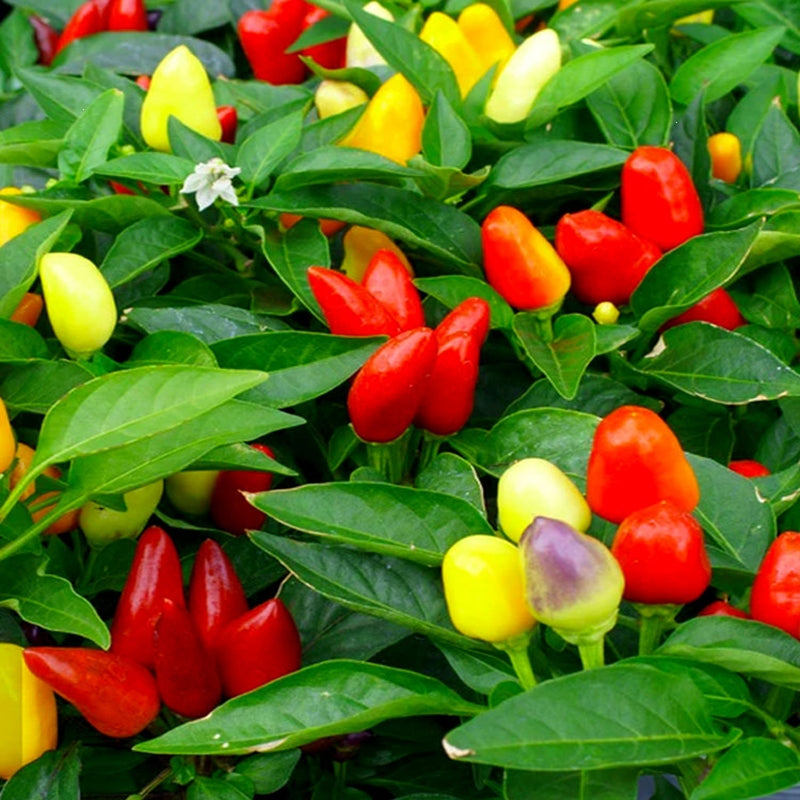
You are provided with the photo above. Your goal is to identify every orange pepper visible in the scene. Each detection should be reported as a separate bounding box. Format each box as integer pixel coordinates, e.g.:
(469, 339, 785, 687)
(10, 293, 44, 327)
(708, 132, 742, 183)
(0, 188, 41, 247)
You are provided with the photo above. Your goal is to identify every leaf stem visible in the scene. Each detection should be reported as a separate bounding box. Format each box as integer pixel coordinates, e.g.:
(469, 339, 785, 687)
(577, 637, 605, 670)
(496, 634, 537, 690)
(0, 495, 84, 562)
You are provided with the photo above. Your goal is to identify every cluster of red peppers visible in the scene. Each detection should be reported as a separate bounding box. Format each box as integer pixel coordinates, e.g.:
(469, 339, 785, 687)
(23, 527, 301, 737)
(308, 248, 490, 443)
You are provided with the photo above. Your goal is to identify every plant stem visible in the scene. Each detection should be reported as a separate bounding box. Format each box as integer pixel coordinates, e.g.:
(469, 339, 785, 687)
(765, 684, 796, 721)
(366, 430, 412, 483)
(137, 767, 174, 799)
(638, 614, 666, 656)
(496, 636, 537, 690)
(0, 495, 83, 562)
(578, 637, 605, 670)
(333, 760, 347, 800)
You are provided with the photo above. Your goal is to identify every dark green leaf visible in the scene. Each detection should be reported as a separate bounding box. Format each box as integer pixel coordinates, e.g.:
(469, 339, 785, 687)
(415, 453, 486, 515)
(504, 767, 640, 800)
(0, 745, 81, 800)
(94, 153, 195, 185)
(238, 110, 304, 188)
(414, 276, 514, 330)
(422, 91, 471, 169)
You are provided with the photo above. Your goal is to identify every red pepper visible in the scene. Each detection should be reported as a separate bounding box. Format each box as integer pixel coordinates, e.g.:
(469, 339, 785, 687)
(216, 598, 302, 698)
(661, 287, 745, 331)
(217, 105, 238, 144)
(481, 205, 571, 311)
(107, 0, 148, 31)
(237, 3, 310, 85)
(29, 15, 60, 66)
(697, 600, 749, 619)
(347, 327, 438, 443)
(728, 459, 770, 478)
(621, 146, 704, 252)
(135, 74, 151, 90)
(307, 266, 401, 337)
(94, 0, 113, 26)
(109, 525, 186, 670)
(154, 599, 222, 719)
(414, 297, 491, 437)
(301, 5, 347, 70)
(586, 405, 700, 524)
(750, 532, 800, 637)
(611, 500, 711, 605)
(209, 443, 275, 537)
(23, 648, 160, 738)
(554, 209, 662, 306)
(362, 249, 425, 333)
(53, 0, 104, 58)
(188, 539, 249, 654)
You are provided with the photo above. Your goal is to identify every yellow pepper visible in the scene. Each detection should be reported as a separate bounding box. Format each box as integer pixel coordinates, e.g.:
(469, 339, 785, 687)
(592, 301, 620, 325)
(485, 27, 561, 124)
(165, 469, 220, 516)
(708, 132, 742, 184)
(419, 12, 484, 97)
(457, 4, 515, 77)
(0, 643, 58, 780)
(346, 1, 394, 68)
(442, 535, 536, 643)
(341, 226, 414, 282)
(338, 73, 424, 164)
(140, 45, 222, 152)
(675, 10, 714, 24)
(315, 79, 370, 120)
(39, 252, 117, 360)
(0, 397, 15, 474)
(0, 188, 41, 248)
(557, 0, 579, 8)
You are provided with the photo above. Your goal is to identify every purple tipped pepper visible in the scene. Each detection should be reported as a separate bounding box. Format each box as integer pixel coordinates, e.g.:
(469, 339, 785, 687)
(519, 517, 624, 668)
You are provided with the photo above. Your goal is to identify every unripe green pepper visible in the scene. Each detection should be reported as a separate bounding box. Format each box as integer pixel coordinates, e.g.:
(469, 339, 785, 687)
(497, 458, 591, 542)
(79, 480, 164, 548)
(165, 469, 220, 516)
(140, 45, 222, 152)
(39, 252, 117, 360)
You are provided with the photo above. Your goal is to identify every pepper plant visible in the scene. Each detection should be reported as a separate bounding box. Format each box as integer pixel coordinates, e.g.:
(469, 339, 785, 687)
(2, 1, 800, 799)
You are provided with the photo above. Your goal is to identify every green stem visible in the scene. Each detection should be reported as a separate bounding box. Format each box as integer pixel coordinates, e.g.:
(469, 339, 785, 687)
(638, 614, 666, 656)
(365, 430, 412, 484)
(0, 463, 46, 525)
(578, 637, 605, 670)
(417, 434, 441, 474)
(765, 685, 796, 721)
(333, 760, 347, 800)
(0, 495, 83, 562)
(495, 635, 536, 690)
(136, 767, 174, 800)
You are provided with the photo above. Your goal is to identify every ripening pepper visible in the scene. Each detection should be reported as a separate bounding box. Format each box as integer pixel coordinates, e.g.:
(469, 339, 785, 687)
(29, 15, 59, 66)
(362, 249, 425, 332)
(555, 209, 662, 306)
(301, 6, 347, 70)
(140, 45, 222, 152)
(442, 535, 536, 643)
(107, 0, 148, 31)
(238, 2, 309, 85)
(481, 205, 571, 311)
(209, 442, 276, 537)
(708, 132, 742, 183)
(315, 80, 370, 120)
(586, 405, 700, 524)
(0, 397, 14, 474)
(698, 599, 749, 619)
(39, 252, 117, 360)
(611, 500, 711, 605)
(165, 469, 220, 516)
(750, 532, 800, 638)
(419, 12, 484, 97)
(338, 73, 425, 165)
(340, 226, 413, 283)
(729, 459, 770, 478)
(110, 525, 186, 670)
(621, 146, 704, 252)
(0, 187, 41, 247)
(485, 28, 561, 124)
(79, 480, 164, 548)
(497, 458, 591, 542)
(216, 598, 302, 697)
(661, 287, 745, 331)
(10, 293, 44, 327)
(457, 4, 515, 76)
(280, 213, 346, 238)
(414, 297, 491, 437)
(519, 516, 624, 643)
(347, 327, 438, 443)
(307, 266, 401, 337)
(0, 643, 57, 780)
(346, 0, 393, 67)
(23, 647, 160, 738)
(53, 0, 103, 58)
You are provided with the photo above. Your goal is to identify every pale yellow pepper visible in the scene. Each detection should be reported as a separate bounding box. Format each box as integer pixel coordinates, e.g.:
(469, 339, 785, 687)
(315, 80, 370, 120)
(419, 12, 484, 97)
(341, 226, 413, 282)
(457, 4, 516, 76)
(346, 1, 393, 68)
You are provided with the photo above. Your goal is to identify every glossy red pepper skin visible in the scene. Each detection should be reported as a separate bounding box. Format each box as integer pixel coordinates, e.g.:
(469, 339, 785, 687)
(216, 598, 302, 698)
(611, 500, 711, 605)
(107, 0, 148, 31)
(586, 405, 700, 524)
(30, 15, 60, 66)
(750, 532, 800, 637)
(661, 287, 745, 331)
(154, 599, 222, 719)
(621, 146, 704, 252)
(307, 266, 401, 338)
(347, 327, 438, 443)
(554, 209, 662, 306)
(109, 525, 186, 670)
(23, 648, 160, 738)
(698, 600, 749, 619)
(209, 443, 275, 537)
(217, 105, 238, 144)
(414, 298, 491, 437)
(362, 249, 425, 333)
(728, 459, 770, 478)
(189, 539, 249, 654)
(54, 0, 103, 57)
(301, 6, 347, 69)
(94, 0, 113, 26)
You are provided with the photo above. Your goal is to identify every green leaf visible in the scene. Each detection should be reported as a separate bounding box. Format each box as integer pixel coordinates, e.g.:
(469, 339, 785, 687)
(101, 216, 202, 289)
(1, 360, 94, 415)
(235, 751, 300, 797)
(94, 153, 195, 185)
(414, 276, 514, 330)
(504, 767, 640, 800)
(415, 453, 486, 515)
(0, 320, 49, 363)
(250, 533, 484, 650)
(167, 116, 230, 165)
(669, 27, 786, 105)
(513, 313, 597, 401)
(751, 99, 800, 188)
(251, 482, 491, 565)
(734, 263, 800, 330)
(550, 0, 621, 41)
(708, 189, 800, 230)
(0, 555, 109, 648)
(617, 0, 746, 34)
(436, 642, 515, 696)
(58, 88, 124, 183)
(742, 210, 800, 274)
(659, 616, 800, 690)
(422, 91, 472, 170)
(238, 110, 304, 188)
(186, 775, 253, 800)
(15, 67, 104, 123)
(0, 120, 67, 168)
(443, 663, 738, 770)
(0, 745, 81, 800)
(136, 660, 482, 755)
(734, 1, 800, 55)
